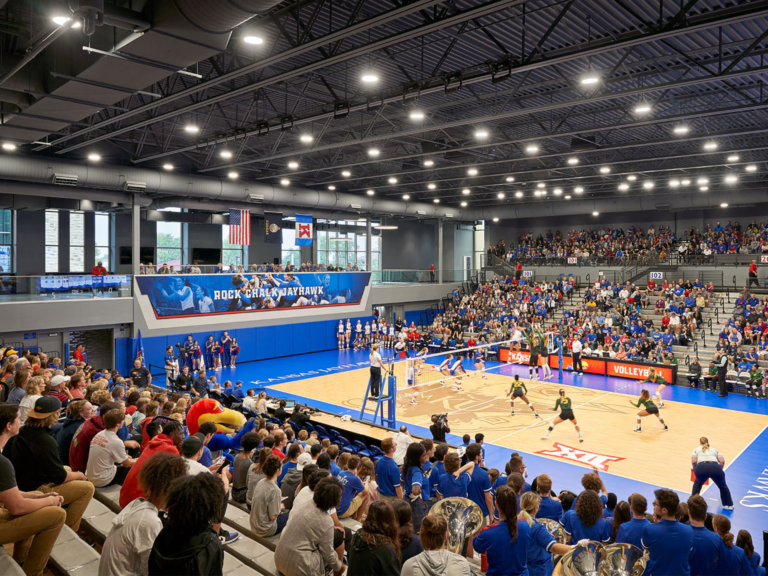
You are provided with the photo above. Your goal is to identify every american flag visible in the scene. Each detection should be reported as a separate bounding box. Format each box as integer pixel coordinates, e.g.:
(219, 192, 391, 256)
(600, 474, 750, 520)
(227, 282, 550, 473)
(229, 209, 251, 245)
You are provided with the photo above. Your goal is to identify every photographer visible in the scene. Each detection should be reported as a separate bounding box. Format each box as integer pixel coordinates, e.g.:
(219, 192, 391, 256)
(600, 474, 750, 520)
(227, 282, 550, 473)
(429, 414, 450, 443)
(174, 366, 193, 393)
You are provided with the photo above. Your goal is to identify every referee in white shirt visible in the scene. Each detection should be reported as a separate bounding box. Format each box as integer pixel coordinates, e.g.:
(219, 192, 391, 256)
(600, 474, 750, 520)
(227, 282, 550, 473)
(571, 338, 583, 373)
(691, 437, 733, 509)
(369, 343, 383, 398)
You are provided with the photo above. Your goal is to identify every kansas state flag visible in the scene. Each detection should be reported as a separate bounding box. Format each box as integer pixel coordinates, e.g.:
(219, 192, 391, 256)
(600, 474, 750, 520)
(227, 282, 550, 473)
(295, 214, 313, 246)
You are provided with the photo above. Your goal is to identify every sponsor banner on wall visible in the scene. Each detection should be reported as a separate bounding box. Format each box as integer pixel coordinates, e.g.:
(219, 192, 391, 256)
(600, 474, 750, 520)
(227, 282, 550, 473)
(499, 348, 531, 364)
(549, 354, 606, 375)
(761, 255, 768, 264)
(135, 272, 370, 319)
(567, 257, 578, 264)
(606, 361, 675, 382)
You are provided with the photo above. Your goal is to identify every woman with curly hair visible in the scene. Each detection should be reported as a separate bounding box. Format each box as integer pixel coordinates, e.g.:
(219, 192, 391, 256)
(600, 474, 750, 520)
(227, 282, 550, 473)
(561, 490, 611, 544)
(348, 500, 401, 576)
(99, 452, 186, 576)
(473, 485, 531, 576)
(712, 515, 753, 576)
(147, 473, 226, 575)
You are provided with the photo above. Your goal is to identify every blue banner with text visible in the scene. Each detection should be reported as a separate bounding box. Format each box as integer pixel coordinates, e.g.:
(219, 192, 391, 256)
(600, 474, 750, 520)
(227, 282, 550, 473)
(135, 272, 370, 319)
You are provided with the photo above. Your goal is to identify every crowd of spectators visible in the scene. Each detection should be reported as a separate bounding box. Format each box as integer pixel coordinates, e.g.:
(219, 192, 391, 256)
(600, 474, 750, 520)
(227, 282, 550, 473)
(683, 220, 768, 258)
(139, 260, 363, 275)
(488, 224, 677, 265)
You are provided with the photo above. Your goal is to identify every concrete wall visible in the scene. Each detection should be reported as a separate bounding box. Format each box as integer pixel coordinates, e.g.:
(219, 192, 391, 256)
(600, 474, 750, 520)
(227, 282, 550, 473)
(381, 220, 437, 270)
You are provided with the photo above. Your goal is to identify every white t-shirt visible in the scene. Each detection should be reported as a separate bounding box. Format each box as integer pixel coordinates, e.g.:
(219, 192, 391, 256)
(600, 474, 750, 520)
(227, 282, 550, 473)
(185, 458, 211, 476)
(572, 340, 583, 354)
(199, 296, 214, 313)
(393, 432, 414, 465)
(19, 393, 41, 426)
(370, 351, 382, 368)
(692, 445, 722, 464)
(87, 430, 128, 487)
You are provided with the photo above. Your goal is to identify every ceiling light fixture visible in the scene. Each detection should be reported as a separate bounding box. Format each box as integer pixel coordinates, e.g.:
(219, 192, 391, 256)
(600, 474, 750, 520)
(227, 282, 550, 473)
(673, 125, 689, 135)
(467, 168, 478, 176)
(681, 179, 691, 186)
(288, 161, 299, 169)
(1, 143, 16, 151)
(388, 177, 398, 184)
(368, 148, 380, 157)
(497, 192, 505, 199)
(721, 203, 728, 207)
(727, 154, 740, 162)
(746, 164, 757, 172)
(553, 188, 563, 195)
(341, 170, 351, 177)
(634, 102, 652, 114)
(492, 217, 499, 222)
(627, 175, 637, 181)
(703, 142, 718, 151)
(427, 183, 436, 190)
(567, 157, 579, 165)
(574, 186, 584, 194)
(409, 111, 425, 120)
(52, 16, 71, 26)
(424, 159, 434, 167)
(361, 73, 378, 83)
(669, 179, 680, 187)
(515, 191, 523, 198)
(402, 194, 410, 200)
(534, 190, 542, 197)
(565, 195, 572, 199)
(697, 177, 709, 185)
(592, 211, 599, 216)
(70, 20, 81, 28)
(461, 201, 468, 207)
(184, 124, 199, 134)
(243, 35, 264, 45)
(328, 185, 336, 190)
(280, 179, 290, 186)
(220, 150, 233, 159)
(725, 174, 738, 184)
(581, 74, 599, 85)
(475, 129, 489, 139)
(433, 199, 440, 203)
(300, 134, 313, 143)
(525, 145, 539, 154)
(162, 163, 174, 170)
(599, 166, 611, 174)
(537, 182, 546, 188)
(87, 153, 100, 161)
(643, 181, 654, 190)
(700, 186, 709, 192)
(618, 183, 629, 191)
(366, 190, 375, 196)
(505, 176, 515, 182)
(228, 171, 238, 179)
(462, 188, 470, 195)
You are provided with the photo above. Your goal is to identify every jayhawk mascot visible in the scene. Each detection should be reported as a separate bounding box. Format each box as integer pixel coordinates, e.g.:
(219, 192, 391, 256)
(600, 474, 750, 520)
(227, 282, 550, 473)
(186, 398, 255, 452)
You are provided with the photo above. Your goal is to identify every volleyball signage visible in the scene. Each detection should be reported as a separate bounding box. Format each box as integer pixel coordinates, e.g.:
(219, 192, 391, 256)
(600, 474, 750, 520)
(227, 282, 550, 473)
(548, 354, 605, 375)
(499, 348, 531, 364)
(606, 362, 675, 382)
(135, 272, 370, 318)
(536, 442, 625, 471)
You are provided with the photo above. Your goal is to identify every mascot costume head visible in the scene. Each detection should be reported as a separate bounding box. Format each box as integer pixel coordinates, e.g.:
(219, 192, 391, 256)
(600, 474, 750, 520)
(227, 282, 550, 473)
(186, 398, 254, 452)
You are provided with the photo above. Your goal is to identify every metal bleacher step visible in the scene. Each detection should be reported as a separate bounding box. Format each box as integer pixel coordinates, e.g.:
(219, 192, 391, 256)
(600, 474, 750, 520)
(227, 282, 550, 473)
(0, 547, 25, 576)
(221, 501, 278, 576)
(49, 525, 101, 576)
(91, 486, 262, 576)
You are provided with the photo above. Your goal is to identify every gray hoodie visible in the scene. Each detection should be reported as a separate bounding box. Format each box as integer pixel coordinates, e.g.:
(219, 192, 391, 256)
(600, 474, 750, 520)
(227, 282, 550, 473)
(401, 549, 472, 576)
(98, 498, 162, 576)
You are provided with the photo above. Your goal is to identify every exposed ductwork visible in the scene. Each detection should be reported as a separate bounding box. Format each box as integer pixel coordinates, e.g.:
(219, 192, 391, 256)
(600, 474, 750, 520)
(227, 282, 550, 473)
(0, 179, 153, 207)
(0, 155, 765, 221)
(0, 0, 282, 144)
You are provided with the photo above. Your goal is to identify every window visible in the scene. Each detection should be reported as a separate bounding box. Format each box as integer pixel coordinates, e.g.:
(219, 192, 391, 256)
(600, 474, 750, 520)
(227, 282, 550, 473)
(222, 225, 243, 267)
(157, 221, 182, 271)
(70, 211, 85, 272)
(281, 229, 300, 267)
(45, 210, 59, 273)
(317, 229, 381, 272)
(95, 212, 110, 271)
(0, 209, 12, 273)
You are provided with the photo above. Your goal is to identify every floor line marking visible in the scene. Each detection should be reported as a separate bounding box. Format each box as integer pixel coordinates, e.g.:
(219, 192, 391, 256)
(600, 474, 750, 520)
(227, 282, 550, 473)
(700, 422, 768, 496)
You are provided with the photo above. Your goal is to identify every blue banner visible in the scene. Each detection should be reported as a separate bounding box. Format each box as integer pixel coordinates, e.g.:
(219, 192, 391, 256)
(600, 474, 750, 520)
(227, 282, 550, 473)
(135, 272, 370, 319)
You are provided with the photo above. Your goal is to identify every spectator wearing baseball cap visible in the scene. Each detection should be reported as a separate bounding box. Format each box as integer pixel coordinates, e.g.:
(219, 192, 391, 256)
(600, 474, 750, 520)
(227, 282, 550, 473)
(4, 396, 94, 531)
(48, 375, 72, 407)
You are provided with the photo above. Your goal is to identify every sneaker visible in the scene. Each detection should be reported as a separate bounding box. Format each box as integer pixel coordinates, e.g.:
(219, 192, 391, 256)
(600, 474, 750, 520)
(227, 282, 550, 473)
(723, 505, 734, 510)
(511, 409, 515, 415)
(633, 428, 641, 433)
(541, 435, 548, 439)
(579, 437, 584, 443)
(663, 425, 669, 431)
(219, 530, 240, 545)
(534, 412, 540, 419)
(410, 399, 417, 405)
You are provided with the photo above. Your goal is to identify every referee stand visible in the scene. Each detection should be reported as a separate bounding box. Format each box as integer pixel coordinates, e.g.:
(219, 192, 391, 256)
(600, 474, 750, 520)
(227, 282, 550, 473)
(359, 359, 396, 428)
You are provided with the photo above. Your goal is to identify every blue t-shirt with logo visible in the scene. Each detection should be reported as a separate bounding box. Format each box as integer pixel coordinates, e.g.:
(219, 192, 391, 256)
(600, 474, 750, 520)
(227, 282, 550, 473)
(337, 470, 364, 516)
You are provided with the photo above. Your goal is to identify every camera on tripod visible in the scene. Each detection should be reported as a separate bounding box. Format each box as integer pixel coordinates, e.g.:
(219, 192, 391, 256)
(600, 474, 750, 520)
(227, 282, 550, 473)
(432, 413, 448, 427)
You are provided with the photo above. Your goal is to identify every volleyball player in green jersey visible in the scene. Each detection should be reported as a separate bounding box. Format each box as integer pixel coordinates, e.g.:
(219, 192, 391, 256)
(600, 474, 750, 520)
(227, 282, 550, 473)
(542, 389, 583, 442)
(507, 374, 540, 418)
(631, 389, 668, 433)
(636, 367, 668, 408)
(529, 338, 541, 381)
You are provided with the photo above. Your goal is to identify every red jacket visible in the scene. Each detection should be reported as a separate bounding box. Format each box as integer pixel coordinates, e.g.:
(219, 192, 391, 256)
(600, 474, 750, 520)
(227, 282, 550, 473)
(69, 415, 105, 472)
(119, 434, 180, 509)
(73, 350, 85, 363)
(92, 265, 107, 276)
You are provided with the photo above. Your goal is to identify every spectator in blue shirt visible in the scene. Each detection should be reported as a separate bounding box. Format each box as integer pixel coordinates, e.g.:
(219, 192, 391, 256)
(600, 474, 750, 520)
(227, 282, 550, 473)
(427, 444, 447, 503)
(401, 442, 430, 532)
(436, 453, 474, 499)
(231, 381, 245, 401)
(337, 455, 369, 520)
(465, 443, 492, 523)
(375, 437, 402, 505)
(687, 494, 726, 576)
(533, 474, 562, 521)
(277, 443, 301, 486)
(615, 493, 650, 549)
(327, 445, 341, 477)
(519, 492, 575, 576)
(713, 515, 753, 576)
(642, 489, 694, 576)
(736, 529, 766, 576)
(561, 491, 611, 544)
(474, 485, 532, 576)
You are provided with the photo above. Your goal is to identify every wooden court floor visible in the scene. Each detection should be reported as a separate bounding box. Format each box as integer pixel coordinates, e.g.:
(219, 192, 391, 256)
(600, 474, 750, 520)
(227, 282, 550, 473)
(269, 363, 768, 492)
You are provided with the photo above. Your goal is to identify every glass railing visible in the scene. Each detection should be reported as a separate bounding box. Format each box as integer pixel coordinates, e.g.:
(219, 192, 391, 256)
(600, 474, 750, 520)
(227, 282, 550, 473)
(0, 275, 132, 301)
(139, 264, 365, 274)
(371, 269, 481, 285)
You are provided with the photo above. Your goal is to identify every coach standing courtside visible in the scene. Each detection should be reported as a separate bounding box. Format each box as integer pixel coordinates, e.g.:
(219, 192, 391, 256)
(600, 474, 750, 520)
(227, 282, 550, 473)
(571, 338, 583, 374)
(715, 351, 729, 397)
(369, 343, 382, 398)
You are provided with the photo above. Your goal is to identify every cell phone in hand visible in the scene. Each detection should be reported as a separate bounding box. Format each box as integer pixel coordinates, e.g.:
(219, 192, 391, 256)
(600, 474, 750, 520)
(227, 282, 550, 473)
(215, 459, 228, 474)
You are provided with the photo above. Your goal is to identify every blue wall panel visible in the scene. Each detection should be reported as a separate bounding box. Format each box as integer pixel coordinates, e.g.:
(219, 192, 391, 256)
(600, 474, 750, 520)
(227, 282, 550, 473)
(256, 326, 276, 360)
(235, 328, 257, 363)
(310, 321, 328, 352)
(274, 325, 294, 357)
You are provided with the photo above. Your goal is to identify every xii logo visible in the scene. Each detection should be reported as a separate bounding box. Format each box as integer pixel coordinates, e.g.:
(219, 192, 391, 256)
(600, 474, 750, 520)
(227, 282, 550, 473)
(536, 442, 625, 471)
